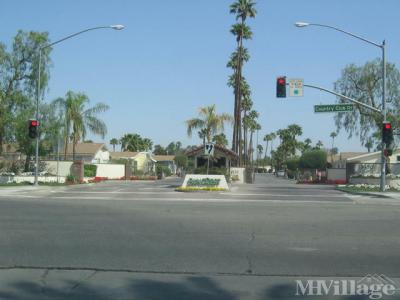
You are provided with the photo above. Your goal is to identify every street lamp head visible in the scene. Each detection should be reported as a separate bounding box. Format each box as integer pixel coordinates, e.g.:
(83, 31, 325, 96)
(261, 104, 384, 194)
(295, 22, 310, 28)
(110, 24, 125, 30)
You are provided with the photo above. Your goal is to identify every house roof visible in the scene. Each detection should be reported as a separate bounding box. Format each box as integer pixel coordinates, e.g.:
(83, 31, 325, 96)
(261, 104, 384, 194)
(60, 143, 106, 155)
(153, 155, 175, 162)
(185, 144, 238, 160)
(327, 152, 366, 163)
(109, 151, 138, 159)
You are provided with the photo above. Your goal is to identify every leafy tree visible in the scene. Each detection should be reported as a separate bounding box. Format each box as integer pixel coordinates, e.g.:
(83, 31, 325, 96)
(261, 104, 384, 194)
(153, 144, 167, 155)
(186, 105, 232, 143)
(174, 153, 188, 169)
(52, 91, 109, 160)
(212, 133, 228, 146)
(0, 30, 51, 153)
(334, 59, 400, 146)
(299, 150, 327, 170)
(110, 138, 119, 152)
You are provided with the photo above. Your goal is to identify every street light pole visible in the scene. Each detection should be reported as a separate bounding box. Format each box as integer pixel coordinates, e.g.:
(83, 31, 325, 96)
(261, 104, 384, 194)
(295, 22, 387, 191)
(34, 25, 124, 186)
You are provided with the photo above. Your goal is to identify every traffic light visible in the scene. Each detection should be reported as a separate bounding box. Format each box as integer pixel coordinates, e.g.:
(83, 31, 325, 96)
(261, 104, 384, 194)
(382, 122, 393, 145)
(384, 149, 393, 157)
(276, 76, 286, 98)
(28, 119, 39, 139)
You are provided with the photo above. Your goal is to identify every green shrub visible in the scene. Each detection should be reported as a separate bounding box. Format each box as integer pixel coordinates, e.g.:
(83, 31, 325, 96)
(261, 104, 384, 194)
(66, 174, 77, 183)
(299, 150, 327, 170)
(84, 164, 97, 177)
(286, 157, 300, 171)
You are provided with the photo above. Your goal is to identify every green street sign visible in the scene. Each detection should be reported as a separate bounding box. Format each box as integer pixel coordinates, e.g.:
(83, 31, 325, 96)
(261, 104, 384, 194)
(314, 104, 354, 113)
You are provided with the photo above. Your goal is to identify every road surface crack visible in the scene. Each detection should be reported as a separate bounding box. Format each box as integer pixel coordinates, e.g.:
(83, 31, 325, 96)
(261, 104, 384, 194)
(70, 270, 98, 291)
(245, 228, 255, 274)
(40, 269, 49, 293)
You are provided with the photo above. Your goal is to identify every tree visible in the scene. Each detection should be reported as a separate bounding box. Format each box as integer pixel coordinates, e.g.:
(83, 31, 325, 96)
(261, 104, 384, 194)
(365, 137, 374, 153)
(228, 0, 257, 164)
(0, 30, 51, 153)
(272, 125, 303, 170)
(334, 59, 400, 146)
(53, 91, 109, 160)
(110, 138, 119, 152)
(212, 133, 228, 146)
(330, 132, 337, 161)
(299, 150, 327, 170)
(153, 144, 167, 155)
(315, 140, 324, 150)
(263, 134, 271, 158)
(186, 105, 232, 143)
(120, 133, 153, 152)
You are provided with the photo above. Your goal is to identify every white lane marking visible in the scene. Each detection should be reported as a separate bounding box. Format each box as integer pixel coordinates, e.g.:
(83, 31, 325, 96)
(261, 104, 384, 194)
(288, 247, 319, 252)
(219, 193, 352, 198)
(5, 195, 355, 204)
(47, 191, 353, 198)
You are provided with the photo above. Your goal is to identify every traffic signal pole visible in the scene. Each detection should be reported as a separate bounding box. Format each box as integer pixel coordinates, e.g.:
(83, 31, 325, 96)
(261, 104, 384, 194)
(34, 49, 42, 186)
(380, 40, 387, 192)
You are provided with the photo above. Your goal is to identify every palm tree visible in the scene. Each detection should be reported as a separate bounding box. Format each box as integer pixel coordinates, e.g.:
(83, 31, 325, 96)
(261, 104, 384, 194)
(316, 140, 324, 149)
(120, 134, 152, 152)
(53, 91, 109, 160)
(263, 134, 271, 158)
(186, 105, 232, 143)
(229, 0, 257, 162)
(110, 138, 119, 152)
(270, 132, 277, 155)
(365, 138, 374, 153)
(330, 132, 338, 161)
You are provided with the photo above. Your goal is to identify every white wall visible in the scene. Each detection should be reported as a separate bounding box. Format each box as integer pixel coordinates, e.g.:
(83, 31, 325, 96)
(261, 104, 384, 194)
(327, 168, 346, 181)
(94, 163, 125, 179)
(44, 161, 73, 177)
(92, 150, 110, 163)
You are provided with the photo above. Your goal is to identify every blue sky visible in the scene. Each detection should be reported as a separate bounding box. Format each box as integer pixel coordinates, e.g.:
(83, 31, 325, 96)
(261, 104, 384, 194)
(2, 0, 400, 152)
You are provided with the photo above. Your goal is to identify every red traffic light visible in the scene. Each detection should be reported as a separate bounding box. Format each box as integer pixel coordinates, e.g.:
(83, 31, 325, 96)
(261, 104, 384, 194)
(384, 123, 391, 130)
(30, 120, 38, 126)
(278, 78, 285, 85)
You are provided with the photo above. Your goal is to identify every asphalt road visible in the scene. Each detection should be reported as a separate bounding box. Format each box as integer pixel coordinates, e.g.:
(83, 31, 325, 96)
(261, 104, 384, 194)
(1, 174, 400, 299)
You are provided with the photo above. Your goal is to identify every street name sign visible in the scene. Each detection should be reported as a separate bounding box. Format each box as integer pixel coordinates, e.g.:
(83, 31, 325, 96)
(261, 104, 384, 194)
(289, 78, 304, 97)
(205, 143, 214, 156)
(314, 104, 354, 113)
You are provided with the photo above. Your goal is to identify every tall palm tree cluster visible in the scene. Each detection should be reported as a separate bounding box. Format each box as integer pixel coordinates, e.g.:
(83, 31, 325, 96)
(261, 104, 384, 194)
(227, 0, 258, 166)
(52, 91, 109, 160)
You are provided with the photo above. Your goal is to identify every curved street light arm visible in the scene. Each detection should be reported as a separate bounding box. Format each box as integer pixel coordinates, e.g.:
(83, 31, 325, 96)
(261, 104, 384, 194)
(40, 26, 113, 50)
(308, 23, 383, 48)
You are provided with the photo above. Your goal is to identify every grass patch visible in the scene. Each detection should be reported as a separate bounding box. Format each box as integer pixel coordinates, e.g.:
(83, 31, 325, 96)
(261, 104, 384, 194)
(337, 185, 400, 193)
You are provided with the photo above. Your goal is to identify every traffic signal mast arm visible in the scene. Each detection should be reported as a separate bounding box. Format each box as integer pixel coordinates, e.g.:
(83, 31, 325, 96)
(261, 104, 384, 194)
(293, 83, 382, 114)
